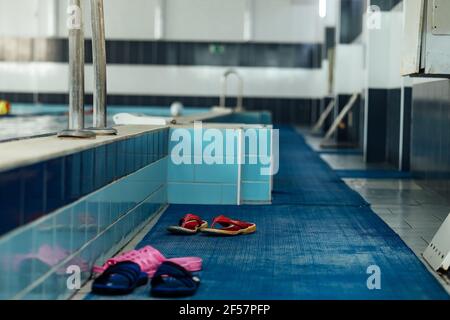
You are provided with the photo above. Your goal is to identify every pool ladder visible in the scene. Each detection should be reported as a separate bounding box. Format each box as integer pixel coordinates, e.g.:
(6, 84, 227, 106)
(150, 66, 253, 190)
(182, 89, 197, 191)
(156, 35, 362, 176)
(219, 69, 245, 112)
(59, 0, 116, 139)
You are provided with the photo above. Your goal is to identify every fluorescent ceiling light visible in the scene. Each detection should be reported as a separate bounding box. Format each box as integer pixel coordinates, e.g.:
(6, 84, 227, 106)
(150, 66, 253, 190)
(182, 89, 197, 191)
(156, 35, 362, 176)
(319, 0, 327, 18)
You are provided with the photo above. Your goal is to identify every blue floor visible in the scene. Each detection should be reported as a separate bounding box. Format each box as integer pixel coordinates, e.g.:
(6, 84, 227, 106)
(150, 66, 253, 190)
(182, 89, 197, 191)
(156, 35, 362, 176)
(335, 170, 413, 180)
(88, 127, 449, 300)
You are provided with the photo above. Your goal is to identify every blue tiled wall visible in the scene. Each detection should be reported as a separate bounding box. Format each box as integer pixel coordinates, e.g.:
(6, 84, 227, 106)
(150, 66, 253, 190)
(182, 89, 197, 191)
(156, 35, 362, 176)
(0, 128, 169, 237)
(0, 117, 274, 299)
(0, 153, 168, 300)
(167, 126, 273, 205)
(241, 128, 272, 204)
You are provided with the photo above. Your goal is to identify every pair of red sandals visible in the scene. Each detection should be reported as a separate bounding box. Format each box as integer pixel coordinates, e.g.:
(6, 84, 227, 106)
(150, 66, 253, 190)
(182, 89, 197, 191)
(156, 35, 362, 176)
(167, 214, 256, 236)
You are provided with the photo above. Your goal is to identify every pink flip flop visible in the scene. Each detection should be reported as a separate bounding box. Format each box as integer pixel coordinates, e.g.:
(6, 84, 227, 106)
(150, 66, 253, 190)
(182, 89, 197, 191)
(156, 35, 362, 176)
(93, 245, 202, 277)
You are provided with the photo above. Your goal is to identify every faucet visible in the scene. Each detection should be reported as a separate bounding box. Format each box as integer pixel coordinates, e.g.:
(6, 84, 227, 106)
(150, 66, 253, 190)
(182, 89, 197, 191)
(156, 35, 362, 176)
(219, 69, 244, 111)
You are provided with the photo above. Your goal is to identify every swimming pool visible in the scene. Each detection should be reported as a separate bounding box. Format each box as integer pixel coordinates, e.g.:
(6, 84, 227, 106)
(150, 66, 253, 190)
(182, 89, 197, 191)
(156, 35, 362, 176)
(0, 103, 209, 142)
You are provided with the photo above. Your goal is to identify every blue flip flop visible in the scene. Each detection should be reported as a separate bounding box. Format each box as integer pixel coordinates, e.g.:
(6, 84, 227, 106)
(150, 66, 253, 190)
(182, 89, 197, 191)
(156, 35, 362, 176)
(150, 261, 200, 297)
(92, 261, 148, 295)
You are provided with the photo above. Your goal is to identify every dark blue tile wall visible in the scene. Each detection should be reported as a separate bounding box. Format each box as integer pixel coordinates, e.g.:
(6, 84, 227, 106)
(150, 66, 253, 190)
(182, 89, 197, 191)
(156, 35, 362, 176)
(0, 93, 319, 126)
(340, 0, 365, 44)
(339, 1, 402, 45)
(386, 89, 401, 168)
(366, 89, 388, 162)
(44, 157, 65, 213)
(0, 171, 21, 235)
(402, 87, 412, 171)
(324, 27, 336, 58)
(65, 153, 82, 203)
(366, 87, 410, 168)
(371, 0, 402, 11)
(411, 80, 450, 200)
(0, 128, 169, 237)
(0, 38, 322, 69)
(335, 94, 362, 147)
(22, 163, 45, 224)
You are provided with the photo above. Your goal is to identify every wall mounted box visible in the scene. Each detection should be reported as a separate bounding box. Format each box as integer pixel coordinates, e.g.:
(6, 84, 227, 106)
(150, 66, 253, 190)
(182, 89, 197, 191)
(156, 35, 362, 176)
(402, 0, 450, 77)
(423, 214, 450, 272)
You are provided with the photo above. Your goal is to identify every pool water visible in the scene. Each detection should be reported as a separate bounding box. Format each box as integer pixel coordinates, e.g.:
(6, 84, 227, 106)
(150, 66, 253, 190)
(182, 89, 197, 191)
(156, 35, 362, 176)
(0, 103, 208, 142)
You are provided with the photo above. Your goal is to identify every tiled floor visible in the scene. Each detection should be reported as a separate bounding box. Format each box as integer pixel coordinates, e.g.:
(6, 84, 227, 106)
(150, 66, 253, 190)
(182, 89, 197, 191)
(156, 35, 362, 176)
(302, 131, 450, 293)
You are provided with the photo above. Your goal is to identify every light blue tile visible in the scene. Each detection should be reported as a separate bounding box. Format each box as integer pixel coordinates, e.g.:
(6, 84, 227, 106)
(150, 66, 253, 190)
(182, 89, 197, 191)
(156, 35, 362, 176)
(43, 273, 67, 300)
(222, 185, 238, 204)
(98, 226, 115, 263)
(169, 128, 241, 158)
(22, 282, 45, 300)
(54, 207, 73, 253)
(107, 179, 126, 218)
(85, 194, 100, 242)
(94, 188, 112, 234)
(243, 128, 272, 156)
(153, 184, 168, 206)
(133, 160, 166, 195)
(241, 182, 271, 202)
(8, 227, 35, 296)
(30, 217, 61, 289)
(113, 217, 127, 244)
(0, 241, 12, 299)
(168, 183, 222, 204)
(242, 155, 271, 182)
(167, 159, 194, 183)
(194, 161, 238, 184)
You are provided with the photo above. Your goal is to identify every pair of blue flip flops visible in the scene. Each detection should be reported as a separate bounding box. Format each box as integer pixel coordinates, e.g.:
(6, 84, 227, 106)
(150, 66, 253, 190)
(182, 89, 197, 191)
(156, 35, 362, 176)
(92, 261, 200, 297)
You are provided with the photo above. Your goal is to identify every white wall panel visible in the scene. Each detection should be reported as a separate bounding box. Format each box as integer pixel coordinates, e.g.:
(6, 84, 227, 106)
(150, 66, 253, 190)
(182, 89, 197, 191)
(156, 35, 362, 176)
(324, 0, 338, 27)
(0, 62, 327, 99)
(2, 0, 323, 43)
(333, 44, 364, 94)
(57, 0, 160, 40)
(366, 11, 405, 89)
(164, 0, 247, 42)
(0, 0, 38, 37)
(252, 0, 323, 43)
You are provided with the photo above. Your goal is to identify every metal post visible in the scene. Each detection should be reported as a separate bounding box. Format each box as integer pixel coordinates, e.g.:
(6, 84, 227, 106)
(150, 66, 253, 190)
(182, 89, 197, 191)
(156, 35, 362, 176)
(312, 99, 335, 134)
(219, 69, 244, 111)
(88, 0, 116, 135)
(59, 0, 95, 138)
(322, 93, 359, 142)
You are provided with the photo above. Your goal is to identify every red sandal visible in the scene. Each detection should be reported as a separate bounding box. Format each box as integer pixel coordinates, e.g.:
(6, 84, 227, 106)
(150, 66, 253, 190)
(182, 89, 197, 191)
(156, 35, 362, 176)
(201, 215, 256, 236)
(167, 214, 208, 235)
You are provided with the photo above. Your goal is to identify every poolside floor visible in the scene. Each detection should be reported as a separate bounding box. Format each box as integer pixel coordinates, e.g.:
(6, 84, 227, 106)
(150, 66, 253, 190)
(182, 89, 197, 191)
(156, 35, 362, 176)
(86, 127, 449, 300)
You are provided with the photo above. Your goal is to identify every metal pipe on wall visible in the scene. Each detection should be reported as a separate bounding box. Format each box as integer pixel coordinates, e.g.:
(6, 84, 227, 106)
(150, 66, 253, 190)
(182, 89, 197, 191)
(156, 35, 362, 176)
(59, 0, 95, 138)
(89, 0, 117, 135)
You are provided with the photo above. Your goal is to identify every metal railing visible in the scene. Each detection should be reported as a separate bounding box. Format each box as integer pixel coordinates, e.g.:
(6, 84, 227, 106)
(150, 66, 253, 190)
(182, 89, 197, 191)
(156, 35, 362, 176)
(219, 69, 244, 111)
(59, 0, 115, 138)
(88, 0, 116, 135)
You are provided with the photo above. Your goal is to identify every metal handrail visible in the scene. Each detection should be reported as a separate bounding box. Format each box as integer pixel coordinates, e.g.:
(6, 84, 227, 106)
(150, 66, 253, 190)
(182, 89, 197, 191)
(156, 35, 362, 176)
(58, 0, 95, 139)
(219, 69, 244, 111)
(89, 0, 116, 135)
